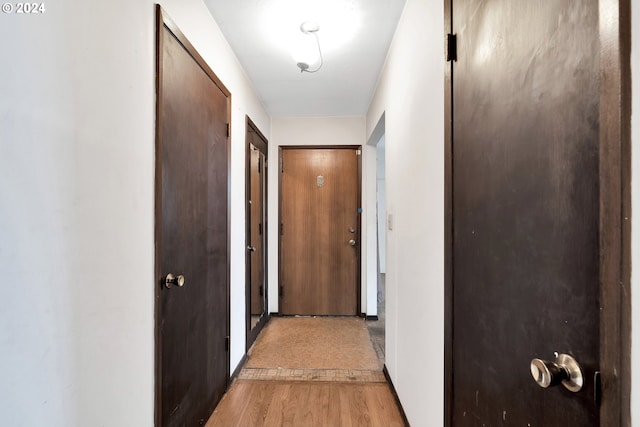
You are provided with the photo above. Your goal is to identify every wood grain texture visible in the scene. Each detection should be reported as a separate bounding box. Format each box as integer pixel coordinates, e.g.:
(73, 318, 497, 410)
(250, 147, 264, 315)
(245, 117, 270, 350)
(205, 381, 405, 427)
(445, 0, 630, 425)
(280, 148, 360, 315)
(450, 0, 602, 425)
(598, 1, 631, 426)
(443, 0, 453, 425)
(155, 6, 230, 426)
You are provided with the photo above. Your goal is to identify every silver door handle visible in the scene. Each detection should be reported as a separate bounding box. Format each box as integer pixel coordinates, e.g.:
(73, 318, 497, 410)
(530, 353, 583, 392)
(164, 273, 185, 289)
(247, 246, 256, 252)
(348, 239, 356, 246)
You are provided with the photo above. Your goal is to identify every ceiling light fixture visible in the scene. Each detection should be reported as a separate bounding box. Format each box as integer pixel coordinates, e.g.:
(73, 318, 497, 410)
(293, 21, 323, 73)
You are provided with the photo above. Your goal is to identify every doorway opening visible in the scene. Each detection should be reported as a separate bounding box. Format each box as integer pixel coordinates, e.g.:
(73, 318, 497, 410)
(366, 113, 387, 365)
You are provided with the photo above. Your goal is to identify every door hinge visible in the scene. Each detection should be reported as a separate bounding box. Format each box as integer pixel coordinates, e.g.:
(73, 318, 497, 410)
(355, 149, 361, 156)
(225, 336, 230, 352)
(279, 285, 283, 297)
(280, 157, 284, 173)
(280, 223, 284, 235)
(259, 223, 262, 235)
(594, 371, 601, 405)
(258, 159, 262, 173)
(447, 33, 457, 62)
(226, 123, 230, 137)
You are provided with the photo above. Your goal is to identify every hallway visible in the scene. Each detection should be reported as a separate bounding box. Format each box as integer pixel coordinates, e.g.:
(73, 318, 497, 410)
(206, 315, 403, 426)
(5, 0, 634, 425)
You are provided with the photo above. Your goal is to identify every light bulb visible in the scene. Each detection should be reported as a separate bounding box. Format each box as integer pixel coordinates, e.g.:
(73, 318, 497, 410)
(291, 31, 320, 70)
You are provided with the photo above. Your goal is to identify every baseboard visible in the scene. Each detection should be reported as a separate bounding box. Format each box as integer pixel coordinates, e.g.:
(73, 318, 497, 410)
(230, 353, 248, 384)
(366, 315, 379, 321)
(383, 365, 411, 427)
(269, 312, 281, 317)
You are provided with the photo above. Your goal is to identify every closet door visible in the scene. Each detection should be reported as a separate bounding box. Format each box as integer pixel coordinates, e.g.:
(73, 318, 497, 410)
(155, 7, 230, 426)
(449, 1, 606, 425)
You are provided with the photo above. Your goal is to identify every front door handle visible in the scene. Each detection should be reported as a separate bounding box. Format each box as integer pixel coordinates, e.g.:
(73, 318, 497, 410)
(164, 273, 185, 289)
(530, 353, 583, 392)
(348, 239, 356, 247)
(247, 246, 256, 252)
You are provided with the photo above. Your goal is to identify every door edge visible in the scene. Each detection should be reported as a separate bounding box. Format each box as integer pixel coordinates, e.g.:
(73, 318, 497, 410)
(598, 0, 631, 425)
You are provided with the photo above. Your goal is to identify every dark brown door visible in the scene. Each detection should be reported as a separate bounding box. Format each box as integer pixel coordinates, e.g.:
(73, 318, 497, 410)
(249, 147, 265, 317)
(246, 119, 269, 348)
(450, 1, 601, 425)
(280, 148, 360, 315)
(155, 8, 230, 426)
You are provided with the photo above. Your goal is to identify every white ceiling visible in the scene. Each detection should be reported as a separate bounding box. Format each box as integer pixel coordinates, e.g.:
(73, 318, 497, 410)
(203, 0, 406, 117)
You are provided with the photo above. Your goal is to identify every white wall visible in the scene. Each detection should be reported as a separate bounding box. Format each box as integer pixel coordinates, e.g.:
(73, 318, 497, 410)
(268, 117, 371, 314)
(365, 0, 444, 424)
(376, 137, 387, 274)
(0, 0, 268, 425)
(631, 2, 639, 424)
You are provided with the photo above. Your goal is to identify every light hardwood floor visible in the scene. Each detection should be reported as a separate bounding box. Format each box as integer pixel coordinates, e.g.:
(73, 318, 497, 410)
(206, 316, 405, 426)
(206, 380, 404, 427)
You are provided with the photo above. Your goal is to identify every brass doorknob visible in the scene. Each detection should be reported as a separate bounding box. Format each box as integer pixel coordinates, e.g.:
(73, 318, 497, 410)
(165, 273, 185, 289)
(530, 353, 583, 392)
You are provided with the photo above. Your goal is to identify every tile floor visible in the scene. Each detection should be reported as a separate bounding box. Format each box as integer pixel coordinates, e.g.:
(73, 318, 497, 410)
(366, 273, 386, 365)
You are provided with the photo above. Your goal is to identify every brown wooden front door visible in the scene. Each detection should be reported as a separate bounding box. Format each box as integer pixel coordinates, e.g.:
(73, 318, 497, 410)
(449, 0, 606, 425)
(155, 8, 230, 426)
(280, 148, 360, 315)
(249, 146, 265, 317)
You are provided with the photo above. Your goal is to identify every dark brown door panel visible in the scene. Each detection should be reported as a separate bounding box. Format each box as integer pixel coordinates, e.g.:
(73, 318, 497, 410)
(155, 6, 230, 426)
(449, 1, 604, 425)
